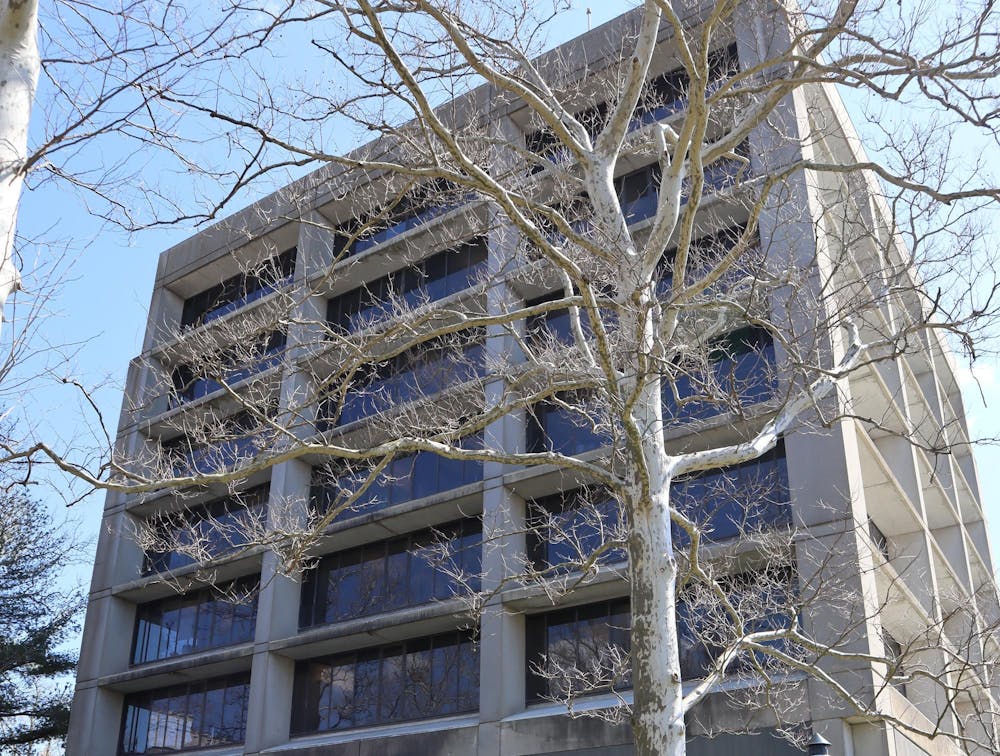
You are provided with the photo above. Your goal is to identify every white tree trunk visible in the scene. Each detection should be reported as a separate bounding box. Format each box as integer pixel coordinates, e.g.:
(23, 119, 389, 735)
(629, 484, 685, 756)
(623, 284, 686, 756)
(0, 0, 38, 329)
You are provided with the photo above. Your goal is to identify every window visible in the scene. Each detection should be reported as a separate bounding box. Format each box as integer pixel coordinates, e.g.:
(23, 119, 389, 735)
(180, 248, 296, 329)
(883, 633, 907, 697)
(616, 163, 661, 225)
(633, 43, 740, 129)
(311, 434, 484, 522)
(677, 568, 795, 680)
(170, 330, 286, 406)
(527, 488, 625, 570)
(869, 518, 891, 562)
(319, 332, 486, 429)
(327, 238, 487, 333)
(612, 148, 750, 236)
(656, 224, 758, 297)
(663, 326, 776, 422)
(526, 393, 610, 456)
(162, 409, 276, 476)
(671, 443, 790, 544)
(142, 486, 267, 575)
(526, 293, 580, 346)
(525, 599, 631, 701)
(299, 519, 482, 628)
(525, 102, 608, 172)
(525, 449, 786, 572)
(336, 180, 469, 257)
(526, 573, 793, 701)
(120, 674, 250, 754)
(525, 43, 740, 167)
(131, 578, 258, 664)
(682, 140, 751, 199)
(290, 632, 479, 734)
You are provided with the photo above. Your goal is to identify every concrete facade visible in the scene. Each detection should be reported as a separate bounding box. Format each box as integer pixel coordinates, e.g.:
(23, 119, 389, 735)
(68, 7, 998, 756)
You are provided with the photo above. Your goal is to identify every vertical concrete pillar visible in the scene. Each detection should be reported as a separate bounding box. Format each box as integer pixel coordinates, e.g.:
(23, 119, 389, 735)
(243, 459, 313, 752)
(65, 685, 125, 756)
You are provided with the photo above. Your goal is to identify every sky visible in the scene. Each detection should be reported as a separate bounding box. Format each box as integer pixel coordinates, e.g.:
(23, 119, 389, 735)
(10, 0, 1000, 637)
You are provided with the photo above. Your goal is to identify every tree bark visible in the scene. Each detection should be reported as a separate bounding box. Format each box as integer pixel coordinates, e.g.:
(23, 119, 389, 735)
(630, 484, 685, 756)
(0, 0, 39, 329)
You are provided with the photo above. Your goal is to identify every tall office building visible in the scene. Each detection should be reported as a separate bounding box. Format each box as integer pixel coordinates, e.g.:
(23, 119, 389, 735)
(68, 7, 998, 756)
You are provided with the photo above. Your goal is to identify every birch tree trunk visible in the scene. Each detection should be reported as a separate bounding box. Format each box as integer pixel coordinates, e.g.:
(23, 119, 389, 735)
(0, 0, 38, 328)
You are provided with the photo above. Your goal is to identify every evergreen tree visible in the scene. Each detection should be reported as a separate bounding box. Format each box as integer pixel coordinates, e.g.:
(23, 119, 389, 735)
(0, 489, 81, 752)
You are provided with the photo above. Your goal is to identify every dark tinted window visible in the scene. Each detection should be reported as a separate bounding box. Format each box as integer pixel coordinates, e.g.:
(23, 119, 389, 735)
(120, 674, 250, 754)
(142, 486, 268, 575)
(319, 331, 486, 429)
(311, 434, 484, 521)
(290, 632, 478, 734)
(162, 410, 276, 476)
(180, 249, 296, 329)
(526, 393, 610, 456)
(671, 443, 790, 544)
(327, 238, 487, 333)
(526, 599, 631, 701)
(131, 578, 258, 664)
(337, 180, 468, 257)
(299, 519, 482, 627)
(616, 163, 661, 225)
(527, 489, 625, 570)
(526, 43, 739, 164)
(634, 43, 740, 127)
(171, 330, 286, 406)
(527, 572, 791, 700)
(677, 568, 794, 679)
(663, 326, 776, 421)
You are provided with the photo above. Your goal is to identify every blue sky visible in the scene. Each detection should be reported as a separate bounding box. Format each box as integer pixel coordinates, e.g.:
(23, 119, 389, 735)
(11, 1, 999, 616)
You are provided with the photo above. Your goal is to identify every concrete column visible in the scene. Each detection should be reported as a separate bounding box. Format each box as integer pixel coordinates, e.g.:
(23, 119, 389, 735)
(848, 720, 894, 756)
(65, 684, 125, 756)
(244, 649, 297, 754)
(478, 471, 528, 752)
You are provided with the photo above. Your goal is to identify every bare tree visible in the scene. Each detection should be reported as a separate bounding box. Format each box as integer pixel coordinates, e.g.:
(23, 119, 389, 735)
(35, 2, 1000, 755)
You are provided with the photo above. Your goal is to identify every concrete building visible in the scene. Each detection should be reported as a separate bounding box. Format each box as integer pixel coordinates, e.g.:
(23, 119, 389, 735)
(68, 7, 999, 756)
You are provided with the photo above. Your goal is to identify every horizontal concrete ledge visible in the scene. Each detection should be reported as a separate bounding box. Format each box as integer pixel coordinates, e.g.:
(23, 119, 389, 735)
(270, 599, 471, 660)
(263, 716, 479, 755)
(93, 643, 255, 693)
